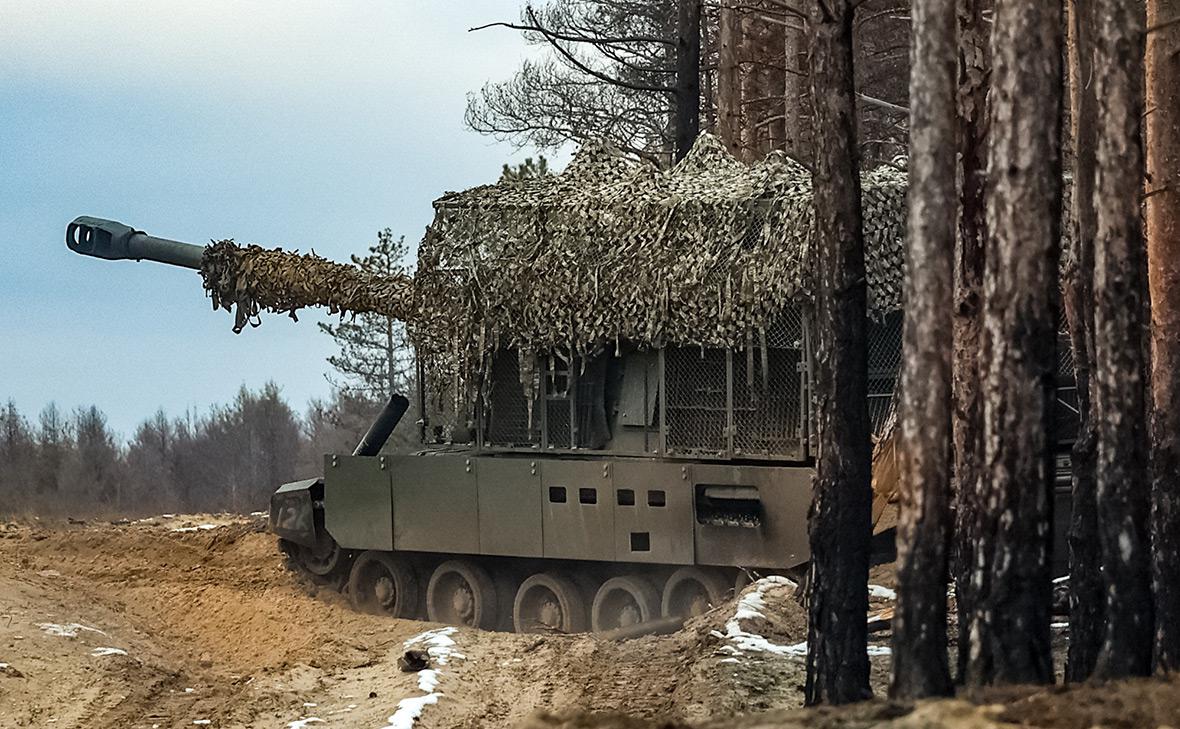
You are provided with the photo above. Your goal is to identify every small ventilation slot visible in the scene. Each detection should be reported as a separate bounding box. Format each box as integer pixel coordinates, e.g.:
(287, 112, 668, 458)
(630, 532, 651, 552)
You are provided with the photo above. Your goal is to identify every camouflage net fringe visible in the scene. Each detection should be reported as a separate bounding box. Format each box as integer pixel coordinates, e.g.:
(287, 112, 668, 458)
(201, 241, 417, 333)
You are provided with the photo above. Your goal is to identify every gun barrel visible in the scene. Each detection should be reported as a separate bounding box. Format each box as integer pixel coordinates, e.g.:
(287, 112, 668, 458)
(66, 216, 205, 270)
(353, 394, 410, 457)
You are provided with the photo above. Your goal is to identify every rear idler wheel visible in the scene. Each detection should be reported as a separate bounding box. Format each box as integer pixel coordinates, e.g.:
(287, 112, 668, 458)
(661, 567, 728, 619)
(348, 551, 420, 618)
(426, 560, 498, 630)
(591, 576, 660, 632)
(513, 572, 588, 634)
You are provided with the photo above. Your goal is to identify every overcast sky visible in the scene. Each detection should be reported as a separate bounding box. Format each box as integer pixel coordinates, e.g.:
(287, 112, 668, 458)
(1, 1, 567, 438)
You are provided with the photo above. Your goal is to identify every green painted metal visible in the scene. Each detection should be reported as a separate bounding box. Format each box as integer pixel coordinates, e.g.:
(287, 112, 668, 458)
(691, 463, 812, 569)
(323, 455, 393, 551)
(390, 454, 479, 554)
(541, 460, 616, 562)
(474, 457, 544, 558)
(66, 217, 204, 270)
(610, 461, 695, 565)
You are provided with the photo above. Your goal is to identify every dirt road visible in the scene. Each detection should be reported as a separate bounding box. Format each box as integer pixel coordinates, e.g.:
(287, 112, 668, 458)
(0, 515, 890, 728)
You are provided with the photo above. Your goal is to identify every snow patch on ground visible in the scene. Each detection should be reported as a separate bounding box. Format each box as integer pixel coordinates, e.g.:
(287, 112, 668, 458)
(377, 627, 464, 729)
(90, 647, 127, 657)
(713, 577, 892, 660)
(714, 576, 808, 658)
(37, 622, 107, 638)
(287, 719, 324, 729)
(170, 524, 221, 533)
(868, 584, 896, 600)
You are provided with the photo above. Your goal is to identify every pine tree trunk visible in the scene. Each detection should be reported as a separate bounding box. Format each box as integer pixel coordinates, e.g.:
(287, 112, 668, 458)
(1064, 0, 1104, 684)
(804, 0, 872, 706)
(784, 25, 811, 160)
(675, 0, 702, 161)
(891, 0, 955, 700)
(1149, 0, 1180, 674)
(1090, 0, 1153, 680)
(964, 0, 1062, 686)
(717, 5, 742, 155)
(951, 0, 989, 684)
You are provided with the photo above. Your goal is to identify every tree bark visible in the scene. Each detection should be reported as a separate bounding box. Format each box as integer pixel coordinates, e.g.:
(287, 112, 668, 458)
(1087, 0, 1154, 680)
(717, 4, 743, 155)
(784, 25, 811, 160)
(1064, 0, 1104, 684)
(890, 0, 955, 700)
(964, 0, 1062, 687)
(1149, 0, 1180, 674)
(675, 0, 703, 161)
(804, 0, 873, 706)
(951, 0, 989, 685)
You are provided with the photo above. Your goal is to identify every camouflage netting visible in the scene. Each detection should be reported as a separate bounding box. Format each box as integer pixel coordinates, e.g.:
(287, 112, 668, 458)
(201, 241, 417, 333)
(198, 133, 907, 376)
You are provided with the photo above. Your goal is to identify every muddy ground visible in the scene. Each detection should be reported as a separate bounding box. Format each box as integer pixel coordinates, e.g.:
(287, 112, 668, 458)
(0, 516, 1177, 729)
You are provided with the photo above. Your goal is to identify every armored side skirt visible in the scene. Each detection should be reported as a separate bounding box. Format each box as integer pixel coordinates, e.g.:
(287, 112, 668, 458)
(314, 453, 813, 570)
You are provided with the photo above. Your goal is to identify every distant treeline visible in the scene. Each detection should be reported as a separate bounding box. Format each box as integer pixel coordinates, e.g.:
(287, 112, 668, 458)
(0, 384, 417, 519)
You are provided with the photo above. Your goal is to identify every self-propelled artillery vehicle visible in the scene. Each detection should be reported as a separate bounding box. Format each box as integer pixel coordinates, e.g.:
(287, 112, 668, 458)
(65, 136, 950, 634)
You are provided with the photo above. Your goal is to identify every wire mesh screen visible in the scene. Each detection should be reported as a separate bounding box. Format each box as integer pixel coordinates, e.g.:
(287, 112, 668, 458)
(732, 311, 806, 458)
(418, 349, 477, 445)
(665, 346, 729, 456)
(866, 311, 903, 436)
(1054, 329, 1079, 443)
(545, 398, 572, 448)
(485, 351, 539, 446)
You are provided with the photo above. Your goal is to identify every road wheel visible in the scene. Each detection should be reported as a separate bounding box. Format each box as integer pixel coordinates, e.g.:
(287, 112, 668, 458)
(591, 576, 660, 632)
(426, 560, 498, 630)
(513, 572, 588, 634)
(661, 567, 728, 619)
(348, 551, 419, 618)
(298, 530, 349, 577)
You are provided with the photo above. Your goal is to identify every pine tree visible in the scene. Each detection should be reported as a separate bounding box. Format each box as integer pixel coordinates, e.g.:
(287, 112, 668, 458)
(1091, 0, 1152, 679)
(804, 0, 873, 706)
(1064, 0, 1104, 683)
(964, 0, 1062, 686)
(318, 229, 414, 400)
(891, 0, 955, 699)
(500, 156, 552, 182)
(1149, 0, 1180, 674)
(951, 0, 990, 684)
